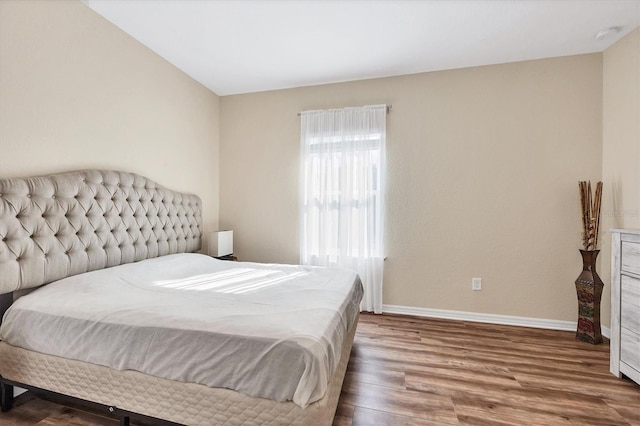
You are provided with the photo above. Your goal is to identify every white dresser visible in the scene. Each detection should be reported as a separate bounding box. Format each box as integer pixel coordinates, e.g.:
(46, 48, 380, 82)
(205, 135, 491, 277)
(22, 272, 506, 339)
(610, 229, 640, 385)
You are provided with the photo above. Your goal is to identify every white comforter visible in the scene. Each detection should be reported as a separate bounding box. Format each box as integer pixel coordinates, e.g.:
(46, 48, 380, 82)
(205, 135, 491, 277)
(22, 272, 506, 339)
(0, 253, 362, 407)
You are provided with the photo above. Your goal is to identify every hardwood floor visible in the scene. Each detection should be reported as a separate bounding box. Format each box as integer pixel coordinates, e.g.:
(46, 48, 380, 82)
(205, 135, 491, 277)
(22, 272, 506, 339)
(1, 313, 638, 425)
(337, 314, 639, 425)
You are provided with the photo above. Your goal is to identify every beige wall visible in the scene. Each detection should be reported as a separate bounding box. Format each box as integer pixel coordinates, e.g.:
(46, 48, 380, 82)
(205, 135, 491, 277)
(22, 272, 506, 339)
(0, 0, 220, 235)
(601, 28, 640, 327)
(220, 54, 603, 322)
(602, 28, 640, 232)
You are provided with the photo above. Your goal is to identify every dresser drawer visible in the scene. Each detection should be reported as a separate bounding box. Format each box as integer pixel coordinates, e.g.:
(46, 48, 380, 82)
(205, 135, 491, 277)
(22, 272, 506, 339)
(622, 242, 640, 275)
(621, 275, 640, 333)
(621, 327, 640, 372)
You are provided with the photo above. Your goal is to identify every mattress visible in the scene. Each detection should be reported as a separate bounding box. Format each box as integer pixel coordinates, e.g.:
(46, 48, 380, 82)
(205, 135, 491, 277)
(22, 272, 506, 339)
(0, 253, 363, 408)
(0, 318, 357, 425)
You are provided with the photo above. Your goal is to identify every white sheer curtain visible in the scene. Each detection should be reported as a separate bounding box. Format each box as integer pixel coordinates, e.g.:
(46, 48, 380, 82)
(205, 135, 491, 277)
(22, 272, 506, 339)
(300, 104, 386, 313)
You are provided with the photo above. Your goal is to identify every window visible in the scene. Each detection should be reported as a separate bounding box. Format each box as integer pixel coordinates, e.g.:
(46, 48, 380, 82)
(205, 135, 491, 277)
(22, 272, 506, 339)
(300, 104, 386, 312)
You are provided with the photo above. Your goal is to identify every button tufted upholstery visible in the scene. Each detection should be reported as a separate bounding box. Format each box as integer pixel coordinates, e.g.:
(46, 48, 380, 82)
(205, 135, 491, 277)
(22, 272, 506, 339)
(0, 170, 202, 293)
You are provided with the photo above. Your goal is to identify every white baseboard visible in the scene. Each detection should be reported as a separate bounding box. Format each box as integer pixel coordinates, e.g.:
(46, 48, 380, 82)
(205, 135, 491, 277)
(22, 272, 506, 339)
(382, 304, 611, 339)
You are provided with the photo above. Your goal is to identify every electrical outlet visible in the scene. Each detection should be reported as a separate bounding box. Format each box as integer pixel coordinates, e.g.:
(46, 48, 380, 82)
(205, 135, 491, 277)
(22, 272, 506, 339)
(472, 278, 482, 291)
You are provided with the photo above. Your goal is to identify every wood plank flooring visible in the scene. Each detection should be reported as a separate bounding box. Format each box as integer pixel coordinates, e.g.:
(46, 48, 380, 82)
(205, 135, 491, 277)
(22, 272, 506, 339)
(337, 314, 639, 425)
(1, 313, 639, 425)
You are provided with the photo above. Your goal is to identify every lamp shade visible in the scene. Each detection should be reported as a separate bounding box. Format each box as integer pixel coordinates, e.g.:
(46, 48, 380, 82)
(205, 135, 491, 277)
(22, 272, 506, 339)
(208, 230, 233, 257)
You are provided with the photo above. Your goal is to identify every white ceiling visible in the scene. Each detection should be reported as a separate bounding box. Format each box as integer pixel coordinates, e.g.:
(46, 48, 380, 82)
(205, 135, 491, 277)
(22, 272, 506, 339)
(83, 0, 639, 96)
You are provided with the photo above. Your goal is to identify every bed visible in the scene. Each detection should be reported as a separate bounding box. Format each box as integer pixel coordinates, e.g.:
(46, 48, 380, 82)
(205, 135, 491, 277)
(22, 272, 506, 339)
(0, 170, 362, 425)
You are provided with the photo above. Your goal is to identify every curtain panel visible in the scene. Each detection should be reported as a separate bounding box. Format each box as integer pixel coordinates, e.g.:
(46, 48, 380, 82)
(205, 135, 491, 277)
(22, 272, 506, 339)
(299, 104, 386, 313)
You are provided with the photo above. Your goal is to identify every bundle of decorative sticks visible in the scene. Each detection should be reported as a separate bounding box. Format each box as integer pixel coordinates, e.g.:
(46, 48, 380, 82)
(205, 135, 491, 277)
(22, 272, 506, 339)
(579, 180, 603, 251)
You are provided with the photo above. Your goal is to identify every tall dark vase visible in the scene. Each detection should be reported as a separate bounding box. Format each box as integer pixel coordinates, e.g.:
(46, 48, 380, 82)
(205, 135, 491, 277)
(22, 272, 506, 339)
(575, 250, 604, 344)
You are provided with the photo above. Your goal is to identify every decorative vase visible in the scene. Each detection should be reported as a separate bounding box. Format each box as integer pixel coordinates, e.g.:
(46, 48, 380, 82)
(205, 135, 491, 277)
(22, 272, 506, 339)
(575, 249, 604, 344)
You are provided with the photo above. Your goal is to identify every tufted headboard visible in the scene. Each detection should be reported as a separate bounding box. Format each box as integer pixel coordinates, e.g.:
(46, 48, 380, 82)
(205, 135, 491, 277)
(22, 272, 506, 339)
(0, 170, 202, 294)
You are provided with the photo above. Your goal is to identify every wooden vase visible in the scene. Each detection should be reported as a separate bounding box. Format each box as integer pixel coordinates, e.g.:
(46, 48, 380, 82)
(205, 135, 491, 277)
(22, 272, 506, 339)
(575, 250, 604, 344)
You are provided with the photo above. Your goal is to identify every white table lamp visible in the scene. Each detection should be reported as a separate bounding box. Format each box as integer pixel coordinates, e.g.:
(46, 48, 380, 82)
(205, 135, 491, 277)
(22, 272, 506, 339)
(208, 230, 233, 257)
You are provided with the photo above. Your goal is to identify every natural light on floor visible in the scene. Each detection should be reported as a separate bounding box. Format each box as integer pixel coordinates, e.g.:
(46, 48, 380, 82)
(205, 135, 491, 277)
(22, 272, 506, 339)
(152, 268, 310, 294)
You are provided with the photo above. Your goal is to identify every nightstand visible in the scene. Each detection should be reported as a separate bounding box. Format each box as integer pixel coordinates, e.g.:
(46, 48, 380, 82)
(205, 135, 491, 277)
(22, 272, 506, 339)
(215, 255, 237, 261)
